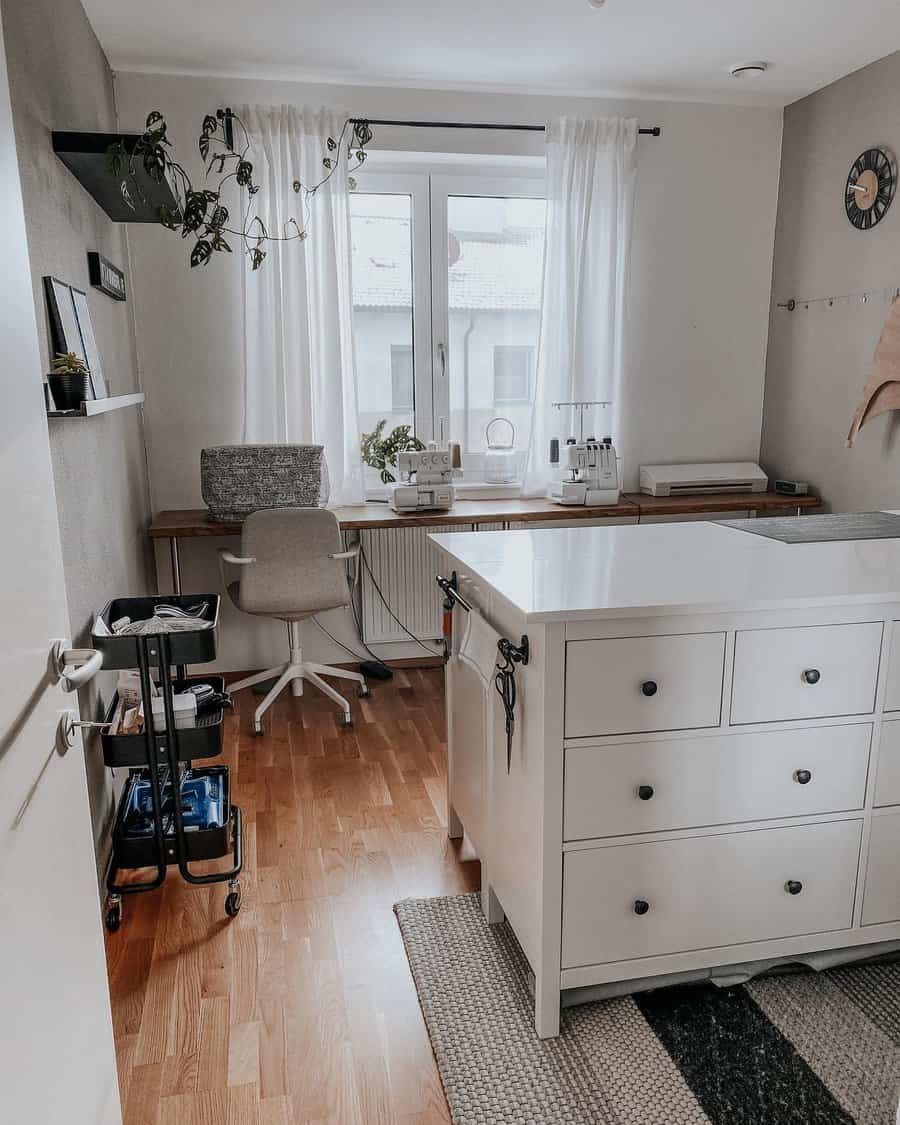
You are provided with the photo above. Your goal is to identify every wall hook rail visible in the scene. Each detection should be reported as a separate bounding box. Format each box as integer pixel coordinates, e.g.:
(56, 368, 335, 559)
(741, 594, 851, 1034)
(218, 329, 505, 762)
(776, 285, 900, 312)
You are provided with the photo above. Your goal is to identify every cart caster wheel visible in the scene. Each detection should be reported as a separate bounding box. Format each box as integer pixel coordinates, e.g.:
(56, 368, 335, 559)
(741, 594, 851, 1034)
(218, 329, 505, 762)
(357, 684, 370, 698)
(225, 888, 242, 917)
(105, 903, 122, 933)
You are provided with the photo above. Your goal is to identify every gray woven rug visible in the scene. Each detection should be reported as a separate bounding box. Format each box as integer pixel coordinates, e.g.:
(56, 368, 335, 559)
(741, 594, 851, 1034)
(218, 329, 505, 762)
(394, 893, 900, 1125)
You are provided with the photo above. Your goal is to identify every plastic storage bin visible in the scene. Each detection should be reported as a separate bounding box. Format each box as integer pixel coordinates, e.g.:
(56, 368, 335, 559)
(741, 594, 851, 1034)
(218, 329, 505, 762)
(112, 765, 232, 868)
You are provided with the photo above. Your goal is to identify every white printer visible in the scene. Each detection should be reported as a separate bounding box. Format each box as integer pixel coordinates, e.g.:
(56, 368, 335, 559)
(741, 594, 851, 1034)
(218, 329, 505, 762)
(639, 462, 768, 497)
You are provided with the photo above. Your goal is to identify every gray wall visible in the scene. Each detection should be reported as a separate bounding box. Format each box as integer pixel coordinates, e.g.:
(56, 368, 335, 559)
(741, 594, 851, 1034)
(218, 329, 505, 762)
(1, 0, 153, 876)
(761, 50, 900, 512)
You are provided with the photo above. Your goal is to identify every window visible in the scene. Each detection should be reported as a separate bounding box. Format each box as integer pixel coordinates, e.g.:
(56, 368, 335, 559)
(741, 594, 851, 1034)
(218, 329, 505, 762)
(350, 168, 545, 487)
(350, 189, 416, 463)
(493, 345, 534, 406)
(390, 345, 414, 411)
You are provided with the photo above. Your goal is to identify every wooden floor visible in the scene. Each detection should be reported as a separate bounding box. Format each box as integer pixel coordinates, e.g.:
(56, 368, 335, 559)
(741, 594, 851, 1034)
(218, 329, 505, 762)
(105, 668, 478, 1124)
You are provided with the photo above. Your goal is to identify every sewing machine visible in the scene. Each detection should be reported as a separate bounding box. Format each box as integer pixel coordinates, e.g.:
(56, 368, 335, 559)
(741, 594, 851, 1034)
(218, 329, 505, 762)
(389, 446, 456, 512)
(546, 399, 620, 507)
(547, 436, 620, 506)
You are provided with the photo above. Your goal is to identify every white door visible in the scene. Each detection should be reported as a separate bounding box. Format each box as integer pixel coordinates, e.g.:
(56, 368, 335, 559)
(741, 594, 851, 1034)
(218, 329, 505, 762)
(0, 13, 121, 1125)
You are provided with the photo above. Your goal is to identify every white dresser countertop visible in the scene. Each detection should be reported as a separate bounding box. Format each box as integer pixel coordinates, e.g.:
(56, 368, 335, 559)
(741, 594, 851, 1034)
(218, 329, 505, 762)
(430, 517, 900, 621)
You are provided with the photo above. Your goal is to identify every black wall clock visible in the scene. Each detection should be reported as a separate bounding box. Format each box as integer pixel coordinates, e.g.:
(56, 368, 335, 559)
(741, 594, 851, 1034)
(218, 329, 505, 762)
(845, 148, 896, 230)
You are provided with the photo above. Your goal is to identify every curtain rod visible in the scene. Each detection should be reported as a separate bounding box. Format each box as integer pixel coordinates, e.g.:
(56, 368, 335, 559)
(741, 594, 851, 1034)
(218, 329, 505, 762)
(350, 117, 661, 137)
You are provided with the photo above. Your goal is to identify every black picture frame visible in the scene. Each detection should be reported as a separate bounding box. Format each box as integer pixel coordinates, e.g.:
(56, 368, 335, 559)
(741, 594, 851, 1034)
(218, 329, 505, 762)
(43, 276, 107, 399)
(87, 251, 126, 301)
(44, 275, 89, 372)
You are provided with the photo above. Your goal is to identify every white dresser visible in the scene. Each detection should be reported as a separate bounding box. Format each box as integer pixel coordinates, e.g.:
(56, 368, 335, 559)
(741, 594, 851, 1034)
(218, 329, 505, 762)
(432, 519, 900, 1038)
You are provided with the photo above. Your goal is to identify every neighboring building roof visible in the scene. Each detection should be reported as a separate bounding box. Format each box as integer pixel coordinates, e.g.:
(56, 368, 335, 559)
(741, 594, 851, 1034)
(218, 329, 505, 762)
(351, 214, 543, 311)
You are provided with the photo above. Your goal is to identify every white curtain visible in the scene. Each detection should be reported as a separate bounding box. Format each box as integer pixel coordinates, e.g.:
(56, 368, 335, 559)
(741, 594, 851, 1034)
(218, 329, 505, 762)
(240, 105, 364, 507)
(523, 116, 638, 496)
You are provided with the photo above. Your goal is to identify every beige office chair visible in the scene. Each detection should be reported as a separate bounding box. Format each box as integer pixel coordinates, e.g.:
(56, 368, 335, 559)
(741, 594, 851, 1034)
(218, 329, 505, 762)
(220, 508, 368, 732)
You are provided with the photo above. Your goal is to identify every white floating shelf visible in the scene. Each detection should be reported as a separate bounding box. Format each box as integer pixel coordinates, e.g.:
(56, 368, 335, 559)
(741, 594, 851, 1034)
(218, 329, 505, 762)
(48, 392, 145, 418)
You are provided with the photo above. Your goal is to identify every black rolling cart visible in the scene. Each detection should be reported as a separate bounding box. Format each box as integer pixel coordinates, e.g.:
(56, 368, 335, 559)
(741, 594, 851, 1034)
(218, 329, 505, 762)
(93, 594, 243, 933)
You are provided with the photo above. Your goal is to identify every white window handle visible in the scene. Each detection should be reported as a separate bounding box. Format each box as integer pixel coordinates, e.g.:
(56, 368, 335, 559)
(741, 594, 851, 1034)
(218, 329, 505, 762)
(51, 639, 104, 692)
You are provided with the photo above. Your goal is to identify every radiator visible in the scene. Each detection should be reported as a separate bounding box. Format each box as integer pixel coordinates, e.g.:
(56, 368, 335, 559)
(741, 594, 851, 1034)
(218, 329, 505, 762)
(360, 524, 462, 645)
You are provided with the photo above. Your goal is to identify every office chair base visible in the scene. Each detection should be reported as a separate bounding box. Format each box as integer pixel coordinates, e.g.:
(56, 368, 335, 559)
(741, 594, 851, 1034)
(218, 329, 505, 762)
(230, 656, 366, 732)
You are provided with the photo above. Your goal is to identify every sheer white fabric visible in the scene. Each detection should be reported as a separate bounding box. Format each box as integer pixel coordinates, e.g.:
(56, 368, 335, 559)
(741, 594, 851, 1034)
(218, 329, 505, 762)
(523, 116, 638, 496)
(240, 105, 364, 506)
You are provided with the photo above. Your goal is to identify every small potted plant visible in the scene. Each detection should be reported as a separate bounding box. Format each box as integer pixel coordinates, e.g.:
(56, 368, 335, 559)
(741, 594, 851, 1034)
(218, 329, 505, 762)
(360, 420, 425, 483)
(48, 352, 92, 411)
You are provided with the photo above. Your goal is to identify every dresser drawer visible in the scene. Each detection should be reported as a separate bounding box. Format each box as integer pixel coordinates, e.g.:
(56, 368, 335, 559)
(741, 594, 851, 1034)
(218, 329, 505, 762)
(562, 819, 861, 968)
(564, 632, 725, 739)
(874, 720, 900, 807)
(563, 725, 871, 841)
(862, 813, 900, 925)
(883, 626, 900, 712)
(730, 622, 882, 726)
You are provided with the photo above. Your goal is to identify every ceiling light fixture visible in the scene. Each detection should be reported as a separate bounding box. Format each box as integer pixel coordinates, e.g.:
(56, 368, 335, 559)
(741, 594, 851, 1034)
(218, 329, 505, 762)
(587, 0, 607, 8)
(729, 61, 768, 78)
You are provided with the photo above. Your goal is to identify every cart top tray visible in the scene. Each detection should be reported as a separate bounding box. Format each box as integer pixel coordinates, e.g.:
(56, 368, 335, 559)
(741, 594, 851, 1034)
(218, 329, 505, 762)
(93, 594, 220, 669)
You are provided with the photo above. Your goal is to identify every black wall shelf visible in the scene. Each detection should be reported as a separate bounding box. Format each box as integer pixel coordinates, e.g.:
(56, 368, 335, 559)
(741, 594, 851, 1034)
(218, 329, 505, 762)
(52, 131, 180, 223)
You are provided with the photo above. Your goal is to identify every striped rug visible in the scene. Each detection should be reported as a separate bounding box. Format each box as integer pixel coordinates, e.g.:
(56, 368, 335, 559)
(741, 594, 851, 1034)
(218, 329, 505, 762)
(395, 894, 900, 1125)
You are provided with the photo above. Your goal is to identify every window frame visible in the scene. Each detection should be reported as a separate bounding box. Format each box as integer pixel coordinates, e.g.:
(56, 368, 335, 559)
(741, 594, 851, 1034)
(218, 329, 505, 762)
(350, 171, 433, 443)
(352, 162, 546, 479)
(429, 173, 547, 461)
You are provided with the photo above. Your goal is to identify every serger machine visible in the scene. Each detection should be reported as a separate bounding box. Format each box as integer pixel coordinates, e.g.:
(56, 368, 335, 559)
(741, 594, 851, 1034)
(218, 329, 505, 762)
(389, 444, 459, 512)
(547, 400, 620, 506)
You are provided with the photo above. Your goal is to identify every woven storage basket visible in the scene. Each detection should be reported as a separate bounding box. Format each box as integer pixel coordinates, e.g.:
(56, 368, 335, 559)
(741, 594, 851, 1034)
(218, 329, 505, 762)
(200, 444, 329, 520)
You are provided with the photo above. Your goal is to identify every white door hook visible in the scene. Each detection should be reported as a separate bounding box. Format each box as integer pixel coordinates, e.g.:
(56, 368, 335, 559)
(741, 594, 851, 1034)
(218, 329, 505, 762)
(57, 710, 110, 751)
(51, 639, 104, 692)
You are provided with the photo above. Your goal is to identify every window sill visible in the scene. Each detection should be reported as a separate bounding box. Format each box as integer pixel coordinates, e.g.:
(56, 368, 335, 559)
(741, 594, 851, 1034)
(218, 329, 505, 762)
(454, 480, 522, 500)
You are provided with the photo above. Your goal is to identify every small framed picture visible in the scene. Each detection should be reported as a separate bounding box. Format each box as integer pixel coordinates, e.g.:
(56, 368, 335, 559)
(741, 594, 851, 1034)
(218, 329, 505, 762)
(43, 276, 108, 400)
(44, 276, 88, 370)
(87, 251, 126, 301)
(71, 287, 107, 399)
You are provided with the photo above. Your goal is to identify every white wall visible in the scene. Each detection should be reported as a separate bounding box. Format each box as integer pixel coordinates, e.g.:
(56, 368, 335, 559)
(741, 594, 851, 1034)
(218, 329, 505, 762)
(761, 50, 900, 513)
(115, 71, 783, 671)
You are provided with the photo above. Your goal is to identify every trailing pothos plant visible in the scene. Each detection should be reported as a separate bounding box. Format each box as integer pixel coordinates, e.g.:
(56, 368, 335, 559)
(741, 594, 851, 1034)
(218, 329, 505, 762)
(106, 109, 373, 270)
(360, 420, 426, 484)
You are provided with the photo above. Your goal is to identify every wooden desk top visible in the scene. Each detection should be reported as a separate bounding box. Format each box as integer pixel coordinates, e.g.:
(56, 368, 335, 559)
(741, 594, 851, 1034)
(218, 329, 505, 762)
(149, 491, 819, 539)
(629, 491, 821, 516)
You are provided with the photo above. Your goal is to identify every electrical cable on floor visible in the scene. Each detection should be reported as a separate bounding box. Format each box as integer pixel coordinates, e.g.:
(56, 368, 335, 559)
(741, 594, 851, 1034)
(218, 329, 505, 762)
(313, 615, 384, 667)
(348, 599, 388, 665)
(358, 544, 443, 658)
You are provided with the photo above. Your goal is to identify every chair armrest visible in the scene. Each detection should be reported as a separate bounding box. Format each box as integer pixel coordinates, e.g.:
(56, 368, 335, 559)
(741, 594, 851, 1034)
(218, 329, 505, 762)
(217, 547, 255, 592)
(218, 548, 256, 566)
(330, 542, 361, 589)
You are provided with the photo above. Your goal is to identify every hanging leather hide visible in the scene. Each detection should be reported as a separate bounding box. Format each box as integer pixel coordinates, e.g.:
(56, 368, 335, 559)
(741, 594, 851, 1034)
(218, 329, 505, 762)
(847, 295, 900, 446)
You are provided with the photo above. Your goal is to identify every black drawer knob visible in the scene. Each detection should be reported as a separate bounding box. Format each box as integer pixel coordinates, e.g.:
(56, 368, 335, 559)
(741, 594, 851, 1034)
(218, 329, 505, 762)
(785, 880, 803, 896)
(637, 784, 655, 801)
(794, 769, 812, 785)
(802, 669, 821, 685)
(633, 899, 650, 915)
(641, 680, 658, 697)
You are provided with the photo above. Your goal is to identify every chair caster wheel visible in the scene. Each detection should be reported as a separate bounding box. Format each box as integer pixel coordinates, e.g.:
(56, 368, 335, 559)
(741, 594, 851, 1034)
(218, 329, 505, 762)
(105, 901, 122, 933)
(252, 721, 264, 736)
(225, 882, 242, 917)
(341, 713, 353, 728)
(357, 684, 370, 698)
